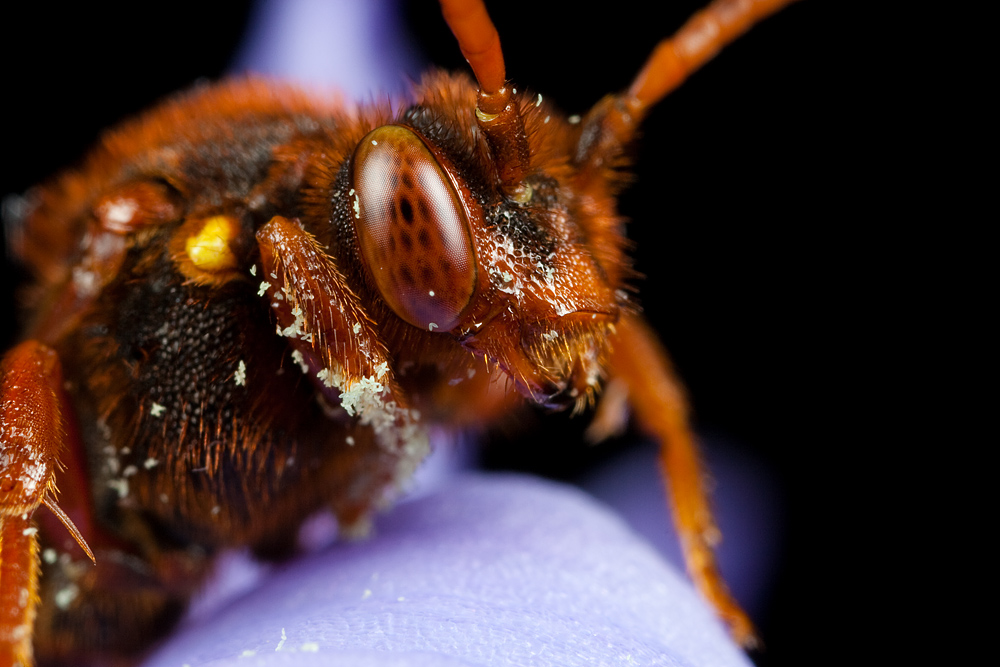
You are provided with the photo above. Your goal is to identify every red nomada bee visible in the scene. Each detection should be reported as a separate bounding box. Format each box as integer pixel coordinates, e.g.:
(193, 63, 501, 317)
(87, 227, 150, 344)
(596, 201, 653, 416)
(1, 0, 797, 664)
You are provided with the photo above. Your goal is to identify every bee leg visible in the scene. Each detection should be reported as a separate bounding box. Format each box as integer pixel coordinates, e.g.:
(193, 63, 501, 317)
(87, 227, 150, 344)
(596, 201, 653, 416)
(2, 342, 206, 666)
(1, 341, 93, 666)
(609, 313, 758, 647)
(256, 216, 429, 519)
(0, 511, 38, 666)
(256, 215, 399, 398)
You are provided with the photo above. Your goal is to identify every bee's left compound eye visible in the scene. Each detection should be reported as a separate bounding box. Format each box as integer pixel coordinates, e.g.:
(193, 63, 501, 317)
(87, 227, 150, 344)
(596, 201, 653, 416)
(351, 125, 477, 332)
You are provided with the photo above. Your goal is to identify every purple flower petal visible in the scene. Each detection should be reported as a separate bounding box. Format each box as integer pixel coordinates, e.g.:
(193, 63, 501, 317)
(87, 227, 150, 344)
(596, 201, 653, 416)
(143, 473, 751, 667)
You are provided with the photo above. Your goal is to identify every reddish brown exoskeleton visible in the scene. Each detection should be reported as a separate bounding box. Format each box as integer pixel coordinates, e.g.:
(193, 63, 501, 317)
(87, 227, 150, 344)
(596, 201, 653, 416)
(1, 0, 798, 663)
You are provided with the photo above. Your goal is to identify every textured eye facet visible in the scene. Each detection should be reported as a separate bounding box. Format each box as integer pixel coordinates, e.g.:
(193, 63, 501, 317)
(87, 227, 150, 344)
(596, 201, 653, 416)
(351, 125, 477, 332)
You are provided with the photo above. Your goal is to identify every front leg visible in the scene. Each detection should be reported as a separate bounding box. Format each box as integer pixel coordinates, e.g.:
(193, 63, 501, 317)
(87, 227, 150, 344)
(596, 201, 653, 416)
(1, 342, 92, 666)
(607, 313, 757, 647)
(256, 216, 429, 525)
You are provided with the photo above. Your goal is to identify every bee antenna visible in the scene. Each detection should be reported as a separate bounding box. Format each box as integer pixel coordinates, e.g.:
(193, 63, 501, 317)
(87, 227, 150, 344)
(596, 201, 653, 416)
(577, 0, 800, 169)
(439, 0, 532, 202)
(625, 0, 799, 117)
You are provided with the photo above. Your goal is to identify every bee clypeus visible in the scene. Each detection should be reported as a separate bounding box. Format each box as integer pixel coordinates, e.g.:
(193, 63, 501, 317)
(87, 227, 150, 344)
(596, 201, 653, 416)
(0, 0, 798, 664)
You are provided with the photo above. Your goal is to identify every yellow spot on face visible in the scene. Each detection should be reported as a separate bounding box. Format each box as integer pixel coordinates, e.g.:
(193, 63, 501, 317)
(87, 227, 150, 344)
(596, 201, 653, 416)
(185, 216, 238, 271)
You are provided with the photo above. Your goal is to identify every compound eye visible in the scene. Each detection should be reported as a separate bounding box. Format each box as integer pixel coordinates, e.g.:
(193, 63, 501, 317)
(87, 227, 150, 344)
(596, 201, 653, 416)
(351, 125, 476, 332)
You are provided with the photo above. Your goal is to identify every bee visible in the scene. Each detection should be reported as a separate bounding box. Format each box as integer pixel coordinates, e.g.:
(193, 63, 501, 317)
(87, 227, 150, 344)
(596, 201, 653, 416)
(1, 0, 799, 664)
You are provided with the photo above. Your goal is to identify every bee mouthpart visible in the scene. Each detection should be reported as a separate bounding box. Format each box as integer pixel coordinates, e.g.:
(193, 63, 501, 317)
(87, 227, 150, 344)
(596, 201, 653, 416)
(460, 309, 613, 412)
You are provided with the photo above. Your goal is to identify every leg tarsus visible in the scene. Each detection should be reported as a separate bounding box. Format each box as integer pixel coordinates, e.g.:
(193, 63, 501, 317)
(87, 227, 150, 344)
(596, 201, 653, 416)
(0, 512, 39, 667)
(608, 313, 758, 647)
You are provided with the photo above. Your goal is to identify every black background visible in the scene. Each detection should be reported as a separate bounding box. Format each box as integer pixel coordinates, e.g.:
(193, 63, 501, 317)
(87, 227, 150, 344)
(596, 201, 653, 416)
(1, 2, 856, 664)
